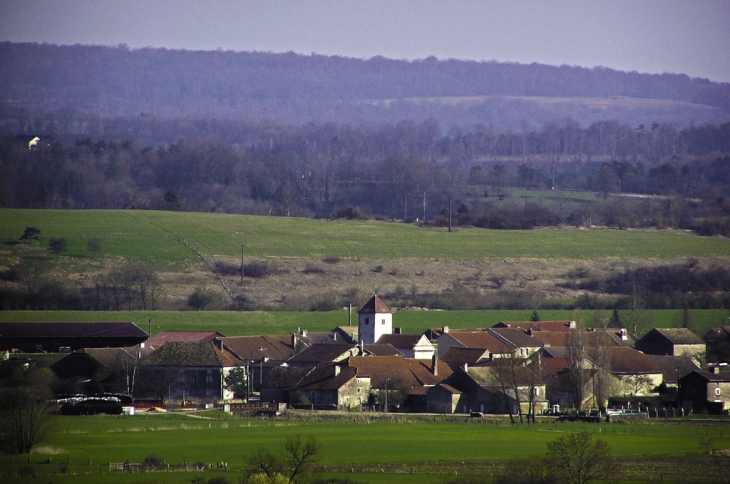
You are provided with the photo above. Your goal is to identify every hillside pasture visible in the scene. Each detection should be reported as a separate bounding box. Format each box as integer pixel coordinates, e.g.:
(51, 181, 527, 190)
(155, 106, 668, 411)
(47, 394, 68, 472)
(0, 309, 727, 338)
(2, 209, 729, 261)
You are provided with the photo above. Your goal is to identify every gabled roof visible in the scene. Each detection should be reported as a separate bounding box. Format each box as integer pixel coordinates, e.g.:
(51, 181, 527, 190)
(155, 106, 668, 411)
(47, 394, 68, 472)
(460, 365, 544, 387)
(376, 333, 431, 348)
(686, 370, 730, 383)
(347, 355, 451, 390)
(297, 362, 360, 391)
(358, 295, 391, 314)
(442, 330, 512, 353)
(0, 321, 147, 338)
(293, 330, 351, 347)
(287, 344, 357, 365)
(141, 342, 240, 368)
(146, 331, 223, 347)
(607, 347, 661, 374)
(488, 328, 545, 348)
(363, 343, 401, 356)
(218, 335, 295, 361)
(649, 328, 705, 345)
(647, 355, 698, 384)
(703, 326, 730, 342)
(263, 365, 316, 389)
(441, 348, 491, 369)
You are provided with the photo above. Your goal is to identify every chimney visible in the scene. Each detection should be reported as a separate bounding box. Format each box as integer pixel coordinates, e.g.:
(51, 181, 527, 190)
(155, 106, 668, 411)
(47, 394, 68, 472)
(140, 342, 145, 348)
(333, 332, 337, 341)
(359, 340, 364, 355)
(292, 333, 298, 348)
(334, 365, 341, 377)
(432, 354, 438, 376)
(569, 320, 576, 329)
(302, 329, 308, 337)
(442, 326, 450, 334)
(463, 363, 468, 372)
(713, 366, 721, 374)
(620, 328, 627, 341)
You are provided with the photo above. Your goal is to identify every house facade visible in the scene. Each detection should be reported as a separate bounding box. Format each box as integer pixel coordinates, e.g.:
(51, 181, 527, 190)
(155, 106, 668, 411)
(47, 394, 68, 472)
(680, 369, 730, 414)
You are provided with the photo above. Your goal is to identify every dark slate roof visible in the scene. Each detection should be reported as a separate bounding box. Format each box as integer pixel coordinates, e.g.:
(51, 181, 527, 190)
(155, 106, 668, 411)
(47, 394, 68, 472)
(651, 328, 705, 345)
(376, 333, 426, 348)
(141, 342, 240, 368)
(358, 295, 391, 314)
(0, 322, 147, 338)
(297, 362, 359, 391)
(363, 343, 401, 356)
(647, 355, 699, 384)
(218, 335, 295, 362)
(146, 331, 223, 347)
(688, 370, 730, 382)
(263, 365, 316, 389)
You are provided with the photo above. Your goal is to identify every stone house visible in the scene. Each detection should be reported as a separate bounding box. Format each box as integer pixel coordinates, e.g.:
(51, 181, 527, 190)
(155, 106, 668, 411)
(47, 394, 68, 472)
(137, 341, 240, 403)
(635, 328, 706, 360)
(680, 368, 730, 414)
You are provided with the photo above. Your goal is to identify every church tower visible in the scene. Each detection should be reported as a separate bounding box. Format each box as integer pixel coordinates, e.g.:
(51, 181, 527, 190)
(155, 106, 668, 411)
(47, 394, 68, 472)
(358, 295, 392, 344)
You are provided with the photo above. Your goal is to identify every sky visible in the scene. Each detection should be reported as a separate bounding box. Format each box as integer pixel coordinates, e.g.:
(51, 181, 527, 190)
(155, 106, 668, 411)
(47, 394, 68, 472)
(1, 0, 729, 83)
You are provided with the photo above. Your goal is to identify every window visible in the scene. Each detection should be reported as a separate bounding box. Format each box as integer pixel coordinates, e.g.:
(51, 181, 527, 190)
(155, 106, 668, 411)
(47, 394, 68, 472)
(365, 318, 369, 325)
(382, 318, 385, 325)
(357, 387, 361, 393)
(716, 387, 721, 396)
(206, 370, 213, 384)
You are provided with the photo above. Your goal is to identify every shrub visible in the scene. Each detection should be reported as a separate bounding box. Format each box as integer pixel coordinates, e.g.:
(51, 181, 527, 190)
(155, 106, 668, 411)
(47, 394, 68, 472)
(323, 257, 341, 264)
(244, 262, 271, 278)
(303, 263, 324, 274)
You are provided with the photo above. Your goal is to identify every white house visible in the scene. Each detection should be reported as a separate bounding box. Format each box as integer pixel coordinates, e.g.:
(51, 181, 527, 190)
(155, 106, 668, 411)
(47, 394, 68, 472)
(358, 295, 392, 345)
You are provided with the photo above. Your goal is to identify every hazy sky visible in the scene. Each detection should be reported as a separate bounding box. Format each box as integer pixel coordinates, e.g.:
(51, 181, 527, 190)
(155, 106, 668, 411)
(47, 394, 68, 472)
(2, 0, 729, 83)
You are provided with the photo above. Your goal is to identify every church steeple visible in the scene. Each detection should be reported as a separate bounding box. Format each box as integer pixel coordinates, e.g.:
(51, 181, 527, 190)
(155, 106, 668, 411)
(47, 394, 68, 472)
(357, 295, 392, 345)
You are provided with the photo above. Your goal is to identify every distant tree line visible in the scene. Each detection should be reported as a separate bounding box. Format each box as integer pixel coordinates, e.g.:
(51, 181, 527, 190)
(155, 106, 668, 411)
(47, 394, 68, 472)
(1, 42, 729, 128)
(1, 118, 729, 234)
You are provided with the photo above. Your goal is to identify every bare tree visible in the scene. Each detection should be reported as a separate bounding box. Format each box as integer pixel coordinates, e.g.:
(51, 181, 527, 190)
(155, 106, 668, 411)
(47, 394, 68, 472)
(0, 386, 57, 454)
(628, 282, 651, 336)
(246, 434, 321, 484)
(86, 236, 102, 258)
(593, 332, 613, 409)
(566, 327, 587, 410)
(546, 432, 613, 484)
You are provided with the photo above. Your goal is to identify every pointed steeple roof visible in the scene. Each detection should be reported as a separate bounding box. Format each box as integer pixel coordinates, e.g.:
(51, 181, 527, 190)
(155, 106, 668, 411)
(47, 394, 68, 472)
(358, 295, 391, 314)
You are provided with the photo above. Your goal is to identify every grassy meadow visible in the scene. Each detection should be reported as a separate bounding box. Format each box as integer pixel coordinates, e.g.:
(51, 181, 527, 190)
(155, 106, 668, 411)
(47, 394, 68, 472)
(0, 309, 728, 338)
(1, 414, 728, 483)
(2, 209, 729, 261)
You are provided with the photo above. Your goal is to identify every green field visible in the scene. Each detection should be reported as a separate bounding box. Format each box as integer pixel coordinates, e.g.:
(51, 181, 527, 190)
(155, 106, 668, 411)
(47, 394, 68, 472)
(2, 209, 729, 261)
(1, 414, 728, 483)
(1, 309, 728, 338)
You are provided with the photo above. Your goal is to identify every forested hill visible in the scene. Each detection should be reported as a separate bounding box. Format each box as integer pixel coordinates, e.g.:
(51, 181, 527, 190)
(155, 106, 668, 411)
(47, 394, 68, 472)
(1, 42, 729, 129)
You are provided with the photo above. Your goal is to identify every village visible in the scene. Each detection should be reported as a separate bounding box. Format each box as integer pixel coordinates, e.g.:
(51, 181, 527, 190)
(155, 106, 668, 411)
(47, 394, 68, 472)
(1, 295, 728, 419)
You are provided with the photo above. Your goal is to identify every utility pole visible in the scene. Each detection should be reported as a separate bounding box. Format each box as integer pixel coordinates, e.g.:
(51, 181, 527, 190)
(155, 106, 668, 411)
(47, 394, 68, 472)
(422, 192, 426, 221)
(448, 195, 452, 233)
(239, 242, 244, 285)
(384, 379, 389, 413)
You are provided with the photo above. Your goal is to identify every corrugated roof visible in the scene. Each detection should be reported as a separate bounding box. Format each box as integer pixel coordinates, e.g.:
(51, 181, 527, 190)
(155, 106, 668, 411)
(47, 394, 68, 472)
(495, 321, 574, 332)
(0, 321, 147, 338)
(147, 331, 223, 347)
(358, 295, 391, 314)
